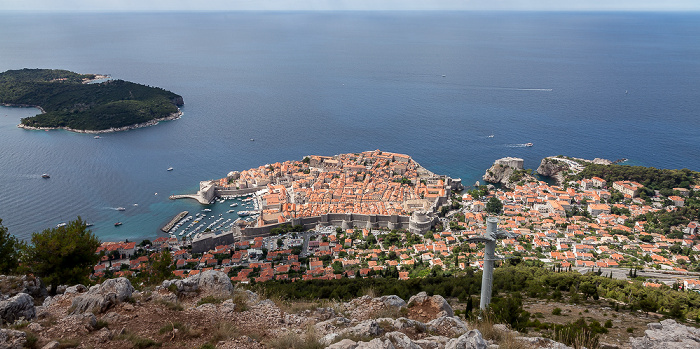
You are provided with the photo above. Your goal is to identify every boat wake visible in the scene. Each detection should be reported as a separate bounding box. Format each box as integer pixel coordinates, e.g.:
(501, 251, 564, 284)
(505, 143, 532, 148)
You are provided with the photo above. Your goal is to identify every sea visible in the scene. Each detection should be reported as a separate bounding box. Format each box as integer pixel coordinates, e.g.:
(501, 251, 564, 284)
(0, 11, 699, 242)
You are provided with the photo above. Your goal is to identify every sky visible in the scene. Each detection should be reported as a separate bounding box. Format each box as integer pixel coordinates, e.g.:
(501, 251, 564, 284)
(0, 0, 699, 12)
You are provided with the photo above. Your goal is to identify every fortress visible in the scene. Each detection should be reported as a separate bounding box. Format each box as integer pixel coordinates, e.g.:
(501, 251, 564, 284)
(175, 150, 461, 253)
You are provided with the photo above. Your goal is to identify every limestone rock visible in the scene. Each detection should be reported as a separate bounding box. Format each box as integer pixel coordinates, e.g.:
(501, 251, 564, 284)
(342, 319, 383, 337)
(327, 339, 359, 349)
(385, 331, 421, 349)
(161, 270, 233, 297)
(428, 316, 468, 338)
(70, 277, 134, 314)
(483, 157, 533, 189)
(0, 275, 47, 300)
(379, 295, 407, 308)
(629, 319, 700, 349)
(407, 292, 453, 319)
(64, 284, 87, 295)
(0, 329, 27, 349)
(27, 322, 43, 332)
(445, 330, 487, 349)
(356, 338, 396, 349)
(0, 293, 35, 323)
(414, 336, 452, 349)
(321, 333, 340, 346)
(40, 341, 60, 349)
(196, 303, 217, 312)
(515, 337, 573, 349)
(393, 317, 427, 333)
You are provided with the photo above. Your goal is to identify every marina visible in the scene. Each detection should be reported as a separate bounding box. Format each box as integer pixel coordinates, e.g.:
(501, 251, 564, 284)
(161, 210, 189, 233)
(163, 194, 259, 242)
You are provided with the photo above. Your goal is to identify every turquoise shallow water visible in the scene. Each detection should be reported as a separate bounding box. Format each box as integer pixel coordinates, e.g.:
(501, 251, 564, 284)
(0, 11, 699, 241)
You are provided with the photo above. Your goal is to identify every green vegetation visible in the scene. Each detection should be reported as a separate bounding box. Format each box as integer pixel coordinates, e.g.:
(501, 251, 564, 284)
(0, 68, 183, 131)
(0, 219, 23, 274)
(486, 197, 503, 214)
(574, 163, 698, 190)
(254, 263, 700, 322)
(20, 217, 101, 294)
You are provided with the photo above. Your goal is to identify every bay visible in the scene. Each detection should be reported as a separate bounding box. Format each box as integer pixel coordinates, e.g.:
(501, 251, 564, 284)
(0, 11, 699, 241)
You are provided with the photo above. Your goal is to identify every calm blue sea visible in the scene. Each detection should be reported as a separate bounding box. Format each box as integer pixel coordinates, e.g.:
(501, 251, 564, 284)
(0, 11, 699, 241)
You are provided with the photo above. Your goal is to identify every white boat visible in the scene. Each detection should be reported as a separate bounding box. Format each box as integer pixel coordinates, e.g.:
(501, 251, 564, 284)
(203, 208, 212, 212)
(56, 222, 67, 228)
(116, 207, 126, 211)
(167, 167, 173, 171)
(94, 135, 100, 139)
(525, 143, 533, 147)
(488, 135, 494, 138)
(42, 173, 50, 179)
(230, 203, 238, 207)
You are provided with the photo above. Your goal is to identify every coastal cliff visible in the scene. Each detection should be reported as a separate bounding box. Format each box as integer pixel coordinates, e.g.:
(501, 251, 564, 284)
(483, 157, 537, 188)
(536, 156, 612, 185)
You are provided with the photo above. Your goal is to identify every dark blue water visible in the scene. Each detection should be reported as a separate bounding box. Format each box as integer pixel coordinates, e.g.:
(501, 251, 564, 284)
(1, 11, 699, 241)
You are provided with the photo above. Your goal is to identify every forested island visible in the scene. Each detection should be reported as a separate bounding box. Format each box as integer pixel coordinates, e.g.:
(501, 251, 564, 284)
(0, 68, 184, 132)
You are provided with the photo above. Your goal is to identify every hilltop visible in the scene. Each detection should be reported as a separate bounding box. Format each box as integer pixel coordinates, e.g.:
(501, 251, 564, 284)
(2, 273, 699, 349)
(0, 68, 184, 133)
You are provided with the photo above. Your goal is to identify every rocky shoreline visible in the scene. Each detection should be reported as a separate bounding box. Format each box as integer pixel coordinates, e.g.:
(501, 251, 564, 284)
(16, 110, 183, 134)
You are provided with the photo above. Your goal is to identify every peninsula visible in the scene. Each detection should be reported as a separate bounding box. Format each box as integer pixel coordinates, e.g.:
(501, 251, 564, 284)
(0, 68, 184, 133)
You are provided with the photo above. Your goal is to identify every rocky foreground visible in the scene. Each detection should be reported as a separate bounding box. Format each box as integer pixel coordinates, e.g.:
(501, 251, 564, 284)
(1, 273, 699, 349)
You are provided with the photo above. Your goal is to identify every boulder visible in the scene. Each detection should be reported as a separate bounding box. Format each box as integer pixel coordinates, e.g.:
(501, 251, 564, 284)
(356, 338, 396, 349)
(161, 270, 232, 297)
(629, 319, 700, 349)
(384, 331, 421, 349)
(70, 277, 134, 314)
(316, 316, 353, 333)
(40, 341, 60, 349)
(379, 295, 407, 308)
(64, 284, 87, 295)
(515, 337, 573, 349)
(327, 339, 359, 349)
(0, 329, 27, 349)
(0, 275, 48, 300)
(341, 319, 383, 337)
(393, 317, 427, 332)
(427, 316, 469, 338)
(63, 313, 97, 332)
(414, 336, 451, 349)
(445, 330, 487, 349)
(0, 293, 35, 323)
(407, 292, 453, 319)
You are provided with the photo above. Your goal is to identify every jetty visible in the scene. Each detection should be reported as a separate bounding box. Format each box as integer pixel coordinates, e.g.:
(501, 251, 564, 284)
(161, 211, 188, 233)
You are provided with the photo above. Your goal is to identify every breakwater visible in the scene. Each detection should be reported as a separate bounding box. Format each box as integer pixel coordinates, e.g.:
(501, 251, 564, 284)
(161, 211, 188, 233)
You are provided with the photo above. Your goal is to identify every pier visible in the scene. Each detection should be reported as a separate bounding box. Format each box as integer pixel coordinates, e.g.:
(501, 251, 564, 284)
(161, 211, 189, 232)
(169, 194, 211, 205)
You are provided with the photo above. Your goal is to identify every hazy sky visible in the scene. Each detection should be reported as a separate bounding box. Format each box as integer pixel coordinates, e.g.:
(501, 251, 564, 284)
(1, 0, 699, 12)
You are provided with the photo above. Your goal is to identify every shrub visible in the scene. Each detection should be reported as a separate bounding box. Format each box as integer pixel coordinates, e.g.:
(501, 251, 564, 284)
(552, 308, 562, 316)
(604, 319, 613, 328)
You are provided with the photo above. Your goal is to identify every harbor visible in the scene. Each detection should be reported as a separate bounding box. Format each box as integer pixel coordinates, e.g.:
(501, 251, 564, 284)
(161, 194, 260, 243)
(161, 210, 189, 233)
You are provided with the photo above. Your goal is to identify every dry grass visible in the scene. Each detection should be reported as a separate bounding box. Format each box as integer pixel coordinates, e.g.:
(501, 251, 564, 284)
(266, 326, 324, 349)
(210, 321, 239, 343)
(158, 321, 200, 339)
(469, 315, 529, 349)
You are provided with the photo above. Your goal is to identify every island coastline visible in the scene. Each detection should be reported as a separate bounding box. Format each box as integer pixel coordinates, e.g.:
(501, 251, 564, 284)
(16, 110, 183, 134)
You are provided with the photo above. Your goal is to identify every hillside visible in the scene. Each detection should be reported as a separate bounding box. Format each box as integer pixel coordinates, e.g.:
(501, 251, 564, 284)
(2, 272, 699, 349)
(0, 68, 184, 132)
